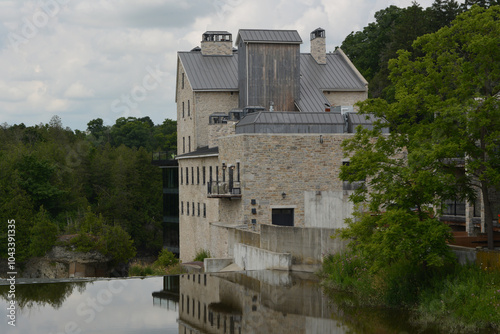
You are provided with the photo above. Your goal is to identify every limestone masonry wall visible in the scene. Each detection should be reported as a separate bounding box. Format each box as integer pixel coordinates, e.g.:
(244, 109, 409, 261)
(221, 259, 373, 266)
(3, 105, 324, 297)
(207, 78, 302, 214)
(218, 133, 352, 228)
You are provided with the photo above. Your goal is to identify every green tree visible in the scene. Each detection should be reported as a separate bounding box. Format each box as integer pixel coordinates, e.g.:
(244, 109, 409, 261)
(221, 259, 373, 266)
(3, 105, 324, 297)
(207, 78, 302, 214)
(97, 225, 136, 264)
(344, 5, 500, 251)
(30, 207, 58, 257)
(110, 117, 154, 150)
(16, 154, 65, 215)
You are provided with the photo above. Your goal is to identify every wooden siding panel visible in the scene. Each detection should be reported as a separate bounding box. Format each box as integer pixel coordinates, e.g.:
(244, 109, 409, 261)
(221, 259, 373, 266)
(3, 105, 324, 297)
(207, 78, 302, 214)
(241, 43, 300, 111)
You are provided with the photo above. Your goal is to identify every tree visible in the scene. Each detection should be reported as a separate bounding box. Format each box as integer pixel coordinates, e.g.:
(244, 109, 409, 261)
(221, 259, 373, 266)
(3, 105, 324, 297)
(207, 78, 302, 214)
(461, 0, 500, 10)
(343, 5, 500, 250)
(30, 207, 58, 257)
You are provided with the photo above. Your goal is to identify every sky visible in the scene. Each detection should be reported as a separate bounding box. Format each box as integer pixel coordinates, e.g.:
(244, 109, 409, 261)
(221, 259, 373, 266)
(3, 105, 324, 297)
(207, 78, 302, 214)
(0, 0, 458, 131)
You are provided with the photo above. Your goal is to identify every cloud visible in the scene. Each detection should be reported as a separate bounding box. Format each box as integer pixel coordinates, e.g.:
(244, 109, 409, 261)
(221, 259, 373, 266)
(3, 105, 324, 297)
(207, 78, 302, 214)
(64, 81, 95, 99)
(0, 0, 462, 130)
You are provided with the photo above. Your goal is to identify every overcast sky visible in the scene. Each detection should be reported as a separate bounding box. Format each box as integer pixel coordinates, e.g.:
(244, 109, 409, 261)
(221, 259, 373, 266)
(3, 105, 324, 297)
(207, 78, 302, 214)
(0, 0, 458, 131)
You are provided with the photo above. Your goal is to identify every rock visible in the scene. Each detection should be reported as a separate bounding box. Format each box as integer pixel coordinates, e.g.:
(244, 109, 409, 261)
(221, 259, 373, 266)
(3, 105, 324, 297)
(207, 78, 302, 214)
(46, 246, 112, 264)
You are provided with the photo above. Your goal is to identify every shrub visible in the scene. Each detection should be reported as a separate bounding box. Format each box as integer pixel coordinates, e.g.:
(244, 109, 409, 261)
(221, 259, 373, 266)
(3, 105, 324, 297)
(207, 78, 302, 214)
(154, 249, 179, 267)
(193, 249, 211, 262)
(68, 232, 96, 253)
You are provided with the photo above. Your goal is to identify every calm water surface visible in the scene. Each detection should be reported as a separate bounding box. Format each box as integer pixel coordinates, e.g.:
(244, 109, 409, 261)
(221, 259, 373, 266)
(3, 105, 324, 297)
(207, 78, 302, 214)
(0, 271, 440, 334)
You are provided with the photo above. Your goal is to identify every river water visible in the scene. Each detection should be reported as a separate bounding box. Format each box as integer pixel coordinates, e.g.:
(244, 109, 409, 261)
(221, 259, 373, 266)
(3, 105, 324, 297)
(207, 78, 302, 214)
(0, 271, 441, 334)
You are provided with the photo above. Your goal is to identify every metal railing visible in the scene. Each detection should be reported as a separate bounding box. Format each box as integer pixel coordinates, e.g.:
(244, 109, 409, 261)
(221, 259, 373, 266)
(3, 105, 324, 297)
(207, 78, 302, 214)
(207, 181, 241, 197)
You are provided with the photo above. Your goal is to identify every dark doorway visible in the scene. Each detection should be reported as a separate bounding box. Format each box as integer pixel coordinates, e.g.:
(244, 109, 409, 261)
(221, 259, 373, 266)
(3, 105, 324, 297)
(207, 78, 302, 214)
(272, 208, 294, 226)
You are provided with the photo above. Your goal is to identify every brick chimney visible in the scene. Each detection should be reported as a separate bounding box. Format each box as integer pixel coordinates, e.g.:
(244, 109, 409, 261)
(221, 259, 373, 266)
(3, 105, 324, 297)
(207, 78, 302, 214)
(201, 31, 233, 56)
(310, 28, 326, 65)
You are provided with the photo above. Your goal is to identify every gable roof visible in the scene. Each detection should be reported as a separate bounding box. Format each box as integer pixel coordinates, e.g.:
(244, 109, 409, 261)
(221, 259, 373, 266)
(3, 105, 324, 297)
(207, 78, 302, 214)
(178, 51, 239, 91)
(297, 51, 367, 112)
(236, 29, 302, 44)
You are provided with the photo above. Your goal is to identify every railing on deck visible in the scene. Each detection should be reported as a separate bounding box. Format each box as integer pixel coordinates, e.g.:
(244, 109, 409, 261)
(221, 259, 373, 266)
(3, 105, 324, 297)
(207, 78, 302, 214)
(207, 181, 241, 198)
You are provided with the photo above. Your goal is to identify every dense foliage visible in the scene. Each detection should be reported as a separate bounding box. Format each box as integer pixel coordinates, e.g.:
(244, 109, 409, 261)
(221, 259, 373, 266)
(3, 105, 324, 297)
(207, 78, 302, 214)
(321, 252, 500, 332)
(322, 4, 500, 332)
(0, 116, 176, 262)
(341, 0, 499, 101)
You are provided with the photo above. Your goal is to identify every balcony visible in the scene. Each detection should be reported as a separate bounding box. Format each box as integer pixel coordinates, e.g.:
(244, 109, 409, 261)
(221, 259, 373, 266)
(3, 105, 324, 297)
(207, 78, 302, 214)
(207, 181, 241, 199)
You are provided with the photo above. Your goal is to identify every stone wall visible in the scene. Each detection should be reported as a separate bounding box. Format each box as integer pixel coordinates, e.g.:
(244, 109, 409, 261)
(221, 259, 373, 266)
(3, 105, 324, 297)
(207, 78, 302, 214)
(194, 91, 238, 149)
(310, 37, 326, 64)
(218, 133, 352, 228)
(201, 40, 233, 56)
(208, 122, 237, 148)
(176, 61, 195, 155)
(178, 156, 219, 262)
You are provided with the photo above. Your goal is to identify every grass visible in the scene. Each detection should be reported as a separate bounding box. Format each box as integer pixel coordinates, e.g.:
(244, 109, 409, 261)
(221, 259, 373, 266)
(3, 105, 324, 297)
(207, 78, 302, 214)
(320, 251, 500, 333)
(129, 249, 185, 277)
(128, 261, 186, 276)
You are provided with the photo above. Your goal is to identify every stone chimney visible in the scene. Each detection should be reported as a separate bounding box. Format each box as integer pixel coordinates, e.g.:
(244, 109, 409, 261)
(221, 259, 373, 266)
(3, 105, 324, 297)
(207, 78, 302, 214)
(310, 28, 326, 65)
(201, 31, 233, 56)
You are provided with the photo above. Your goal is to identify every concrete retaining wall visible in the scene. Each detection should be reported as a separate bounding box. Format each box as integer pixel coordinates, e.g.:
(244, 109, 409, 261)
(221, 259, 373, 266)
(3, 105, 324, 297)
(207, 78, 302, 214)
(204, 257, 234, 273)
(234, 243, 291, 270)
(450, 245, 500, 270)
(260, 224, 346, 264)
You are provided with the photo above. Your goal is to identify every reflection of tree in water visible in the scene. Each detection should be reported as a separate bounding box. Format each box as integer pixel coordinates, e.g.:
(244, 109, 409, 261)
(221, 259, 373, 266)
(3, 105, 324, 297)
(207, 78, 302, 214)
(0, 281, 90, 310)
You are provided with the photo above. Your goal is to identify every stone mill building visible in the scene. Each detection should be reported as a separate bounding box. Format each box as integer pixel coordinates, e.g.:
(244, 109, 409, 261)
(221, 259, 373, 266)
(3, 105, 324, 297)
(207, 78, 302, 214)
(174, 28, 371, 265)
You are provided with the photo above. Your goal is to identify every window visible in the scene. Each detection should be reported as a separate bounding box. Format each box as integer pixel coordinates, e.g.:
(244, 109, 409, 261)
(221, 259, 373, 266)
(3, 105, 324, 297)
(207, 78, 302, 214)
(180, 168, 183, 184)
(272, 208, 294, 226)
(202, 166, 206, 185)
(188, 136, 191, 152)
(197, 203, 200, 216)
(203, 203, 206, 217)
(187, 202, 189, 215)
(192, 202, 195, 216)
(182, 73, 185, 89)
(237, 162, 240, 182)
(188, 100, 190, 116)
(182, 102, 185, 118)
(197, 167, 200, 184)
(191, 167, 194, 185)
(209, 166, 212, 183)
(181, 201, 183, 215)
(186, 167, 189, 185)
(183, 137, 185, 153)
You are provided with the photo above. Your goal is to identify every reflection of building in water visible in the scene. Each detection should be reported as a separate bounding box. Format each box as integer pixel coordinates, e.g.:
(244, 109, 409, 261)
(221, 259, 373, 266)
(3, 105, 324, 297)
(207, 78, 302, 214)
(178, 271, 348, 334)
(152, 276, 180, 311)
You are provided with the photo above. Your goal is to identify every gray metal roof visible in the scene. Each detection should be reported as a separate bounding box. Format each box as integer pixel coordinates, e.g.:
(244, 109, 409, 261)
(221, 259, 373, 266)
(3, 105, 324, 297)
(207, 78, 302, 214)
(178, 51, 239, 91)
(297, 52, 367, 112)
(236, 112, 345, 134)
(176, 146, 219, 160)
(238, 111, 343, 125)
(178, 47, 367, 105)
(236, 29, 302, 44)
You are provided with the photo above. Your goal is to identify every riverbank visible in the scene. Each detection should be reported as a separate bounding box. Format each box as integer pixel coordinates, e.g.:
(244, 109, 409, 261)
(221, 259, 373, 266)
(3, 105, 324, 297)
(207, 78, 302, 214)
(319, 251, 500, 333)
